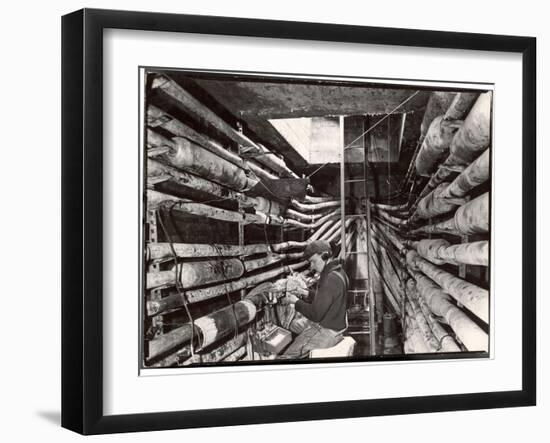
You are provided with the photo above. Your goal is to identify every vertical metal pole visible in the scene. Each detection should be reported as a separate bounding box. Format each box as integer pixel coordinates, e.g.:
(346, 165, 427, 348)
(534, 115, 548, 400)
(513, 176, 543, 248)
(237, 132, 250, 361)
(237, 144, 247, 303)
(339, 116, 346, 258)
(366, 199, 377, 355)
(363, 116, 377, 355)
(146, 209, 163, 360)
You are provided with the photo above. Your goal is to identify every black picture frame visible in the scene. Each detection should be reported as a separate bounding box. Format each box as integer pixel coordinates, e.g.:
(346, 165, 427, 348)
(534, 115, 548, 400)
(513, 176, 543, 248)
(61, 8, 536, 435)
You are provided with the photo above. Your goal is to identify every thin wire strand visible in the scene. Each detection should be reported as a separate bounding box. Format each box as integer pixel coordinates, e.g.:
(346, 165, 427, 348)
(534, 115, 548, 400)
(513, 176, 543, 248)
(156, 205, 198, 356)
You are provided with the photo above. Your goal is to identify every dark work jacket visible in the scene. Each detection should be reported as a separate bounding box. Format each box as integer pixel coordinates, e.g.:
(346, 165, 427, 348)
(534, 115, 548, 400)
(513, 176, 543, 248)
(295, 260, 348, 331)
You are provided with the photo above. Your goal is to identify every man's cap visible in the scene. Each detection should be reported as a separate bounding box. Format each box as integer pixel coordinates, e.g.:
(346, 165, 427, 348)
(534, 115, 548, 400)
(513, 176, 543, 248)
(303, 240, 332, 260)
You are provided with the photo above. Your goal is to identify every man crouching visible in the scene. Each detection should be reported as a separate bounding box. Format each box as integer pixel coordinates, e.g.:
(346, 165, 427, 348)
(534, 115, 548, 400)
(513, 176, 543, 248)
(282, 240, 349, 359)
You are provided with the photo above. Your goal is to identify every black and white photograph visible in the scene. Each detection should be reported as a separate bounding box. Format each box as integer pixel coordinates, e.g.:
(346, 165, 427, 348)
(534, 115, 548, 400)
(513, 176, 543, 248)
(1, 0, 545, 438)
(142, 69, 492, 368)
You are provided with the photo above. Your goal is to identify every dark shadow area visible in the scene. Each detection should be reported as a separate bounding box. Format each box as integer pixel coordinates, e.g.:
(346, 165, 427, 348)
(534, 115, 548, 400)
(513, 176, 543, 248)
(36, 410, 61, 426)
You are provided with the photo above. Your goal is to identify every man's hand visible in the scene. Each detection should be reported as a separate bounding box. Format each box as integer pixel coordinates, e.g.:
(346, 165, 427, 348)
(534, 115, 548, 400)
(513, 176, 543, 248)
(285, 293, 299, 305)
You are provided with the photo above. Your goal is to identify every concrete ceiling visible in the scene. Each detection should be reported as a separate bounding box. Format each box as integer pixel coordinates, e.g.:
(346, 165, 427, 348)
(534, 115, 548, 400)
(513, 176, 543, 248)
(191, 78, 431, 172)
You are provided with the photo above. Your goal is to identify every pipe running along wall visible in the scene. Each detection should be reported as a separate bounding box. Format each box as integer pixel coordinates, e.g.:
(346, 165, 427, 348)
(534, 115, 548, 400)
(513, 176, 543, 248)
(408, 239, 489, 266)
(147, 261, 308, 315)
(151, 75, 298, 178)
(363, 89, 491, 356)
(406, 250, 488, 323)
(407, 272, 488, 351)
(143, 73, 363, 367)
(417, 92, 492, 200)
(412, 148, 490, 221)
(412, 192, 489, 236)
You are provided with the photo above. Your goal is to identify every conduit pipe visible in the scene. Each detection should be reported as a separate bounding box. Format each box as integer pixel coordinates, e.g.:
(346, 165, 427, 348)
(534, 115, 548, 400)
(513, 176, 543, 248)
(412, 192, 489, 236)
(148, 158, 254, 207)
(243, 254, 288, 273)
(420, 92, 457, 137)
(447, 92, 492, 166)
(146, 109, 248, 170)
(148, 299, 258, 359)
(243, 143, 299, 178)
(404, 315, 431, 354)
(443, 92, 480, 121)
(413, 183, 467, 221)
(270, 219, 344, 253)
(285, 208, 341, 230)
(408, 239, 489, 266)
(308, 219, 339, 242)
(164, 137, 254, 191)
(182, 333, 248, 365)
(415, 115, 462, 177)
(370, 258, 401, 315)
(371, 202, 409, 212)
(406, 280, 460, 352)
(439, 149, 490, 199)
(246, 159, 279, 181)
(148, 190, 301, 228)
(412, 149, 490, 221)
(408, 272, 488, 351)
(147, 109, 281, 186)
(327, 218, 355, 244)
(405, 300, 439, 352)
(147, 190, 263, 224)
(271, 241, 308, 253)
(290, 199, 340, 212)
(371, 221, 406, 251)
(147, 242, 270, 262)
(305, 195, 335, 203)
(146, 258, 245, 290)
(151, 75, 298, 178)
(253, 197, 284, 215)
(406, 250, 488, 323)
(370, 237, 405, 307)
(417, 92, 492, 199)
(320, 218, 346, 243)
(285, 208, 325, 223)
(373, 209, 408, 228)
(148, 261, 309, 314)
